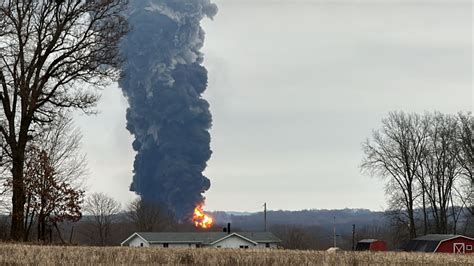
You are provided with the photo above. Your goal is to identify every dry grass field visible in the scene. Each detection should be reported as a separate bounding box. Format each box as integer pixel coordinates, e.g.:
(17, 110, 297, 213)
(0, 244, 472, 265)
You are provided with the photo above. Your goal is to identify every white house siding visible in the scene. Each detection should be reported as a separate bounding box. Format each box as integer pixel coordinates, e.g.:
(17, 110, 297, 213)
(211, 235, 257, 248)
(122, 233, 280, 249)
(257, 243, 278, 249)
(128, 235, 150, 247)
(150, 243, 197, 248)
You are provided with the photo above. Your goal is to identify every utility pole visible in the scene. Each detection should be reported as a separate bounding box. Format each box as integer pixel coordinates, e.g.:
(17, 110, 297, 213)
(352, 224, 356, 251)
(263, 203, 267, 232)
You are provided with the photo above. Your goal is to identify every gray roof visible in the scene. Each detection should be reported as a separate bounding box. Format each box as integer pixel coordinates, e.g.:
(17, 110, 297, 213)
(413, 234, 457, 241)
(128, 232, 281, 245)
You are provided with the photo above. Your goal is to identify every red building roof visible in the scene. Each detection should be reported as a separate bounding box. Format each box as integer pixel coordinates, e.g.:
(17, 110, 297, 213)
(402, 234, 474, 254)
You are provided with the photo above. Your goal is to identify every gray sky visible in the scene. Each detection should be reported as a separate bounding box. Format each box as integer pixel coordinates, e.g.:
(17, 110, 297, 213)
(75, 0, 472, 212)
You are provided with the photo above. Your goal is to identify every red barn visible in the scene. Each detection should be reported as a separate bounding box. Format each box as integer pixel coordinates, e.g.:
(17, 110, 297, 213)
(356, 239, 387, 251)
(403, 234, 474, 254)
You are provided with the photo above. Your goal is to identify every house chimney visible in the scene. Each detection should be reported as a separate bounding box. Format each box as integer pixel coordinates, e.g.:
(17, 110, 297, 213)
(227, 223, 231, 234)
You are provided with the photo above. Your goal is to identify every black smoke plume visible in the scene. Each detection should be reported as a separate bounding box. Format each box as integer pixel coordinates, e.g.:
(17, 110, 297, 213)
(119, 0, 217, 220)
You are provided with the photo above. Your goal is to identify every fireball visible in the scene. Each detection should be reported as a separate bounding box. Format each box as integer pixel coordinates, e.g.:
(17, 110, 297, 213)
(193, 204, 214, 229)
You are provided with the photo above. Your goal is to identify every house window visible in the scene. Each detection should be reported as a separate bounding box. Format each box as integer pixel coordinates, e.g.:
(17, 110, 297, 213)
(217, 246, 221, 248)
(467, 245, 473, 251)
(163, 243, 169, 248)
(239, 245, 244, 249)
(140, 243, 143, 247)
(196, 244, 201, 248)
(244, 246, 249, 249)
(265, 243, 270, 248)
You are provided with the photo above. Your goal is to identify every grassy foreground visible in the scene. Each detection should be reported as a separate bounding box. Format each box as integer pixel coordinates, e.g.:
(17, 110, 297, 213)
(0, 244, 472, 265)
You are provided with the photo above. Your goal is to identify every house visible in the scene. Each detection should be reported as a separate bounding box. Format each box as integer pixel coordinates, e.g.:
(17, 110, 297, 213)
(355, 239, 387, 251)
(121, 232, 281, 249)
(402, 234, 474, 254)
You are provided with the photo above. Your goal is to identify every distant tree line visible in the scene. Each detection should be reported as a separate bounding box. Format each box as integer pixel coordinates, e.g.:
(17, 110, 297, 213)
(0, 191, 180, 246)
(361, 111, 473, 239)
(80, 194, 177, 246)
(0, 200, 470, 248)
(212, 209, 414, 250)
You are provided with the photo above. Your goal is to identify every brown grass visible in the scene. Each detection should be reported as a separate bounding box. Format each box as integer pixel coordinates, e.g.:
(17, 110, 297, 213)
(0, 244, 472, 265)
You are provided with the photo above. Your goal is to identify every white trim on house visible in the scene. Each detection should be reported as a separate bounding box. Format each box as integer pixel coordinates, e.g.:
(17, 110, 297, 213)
(210, 233, 259, 246)
(121, 233, 149, 246)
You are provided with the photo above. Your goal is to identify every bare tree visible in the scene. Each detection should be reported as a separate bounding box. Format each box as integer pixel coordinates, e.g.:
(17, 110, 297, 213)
(83, 192, 121, 246)
(20, 113, 86, 241)
(127, 198, 173, 232)
(21, 145, 84, 242)
(0, 0, 128, 240)
(363, 111, 472, 238)
(455, 112, 473, 215)
(32, 112, 87, 187)
(421, 112, 463, 234)
(361, 111, 428, 238)
(270, 225, 314, 250)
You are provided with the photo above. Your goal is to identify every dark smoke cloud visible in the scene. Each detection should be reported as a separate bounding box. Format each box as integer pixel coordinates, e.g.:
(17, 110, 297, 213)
(119, 0, 217, 220)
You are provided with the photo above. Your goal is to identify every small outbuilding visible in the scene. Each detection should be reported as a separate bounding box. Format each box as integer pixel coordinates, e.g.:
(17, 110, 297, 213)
(355, 239, 387, 251)
(121, 232, 281, 249)
(402, 234, 474, 254)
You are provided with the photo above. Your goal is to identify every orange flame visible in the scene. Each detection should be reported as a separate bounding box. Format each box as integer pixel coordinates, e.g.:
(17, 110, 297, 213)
(193, 204, 214, 229)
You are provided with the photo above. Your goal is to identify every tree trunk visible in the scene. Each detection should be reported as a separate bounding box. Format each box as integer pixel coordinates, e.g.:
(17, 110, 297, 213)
(25, 210, 35, 242)
(440, 200, 447, 234)
(10, 153, 26, 241)
(408, 209, 417, 239)
(471, 178, 474, 214)
(422, 187, 428, 235)
(450, 193, 457, 234)
(37, 216, 40, 241)
(53, 222, 65, 244)
(69, 226, 74, 244)
(39, 213, 46, 241)
(407, 191, 417, 239)
(23, 194, 32, 242)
